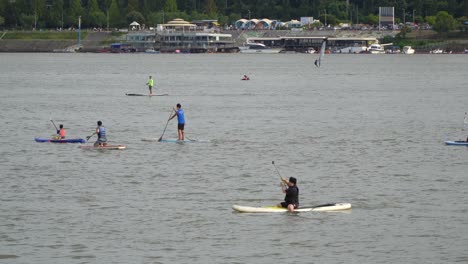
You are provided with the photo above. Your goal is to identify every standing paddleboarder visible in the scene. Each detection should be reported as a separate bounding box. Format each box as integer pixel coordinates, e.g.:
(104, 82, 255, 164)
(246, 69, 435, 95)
(146, 75, 154, 96)
(278, 177, 299, 212)
(169, 103, 185, 141)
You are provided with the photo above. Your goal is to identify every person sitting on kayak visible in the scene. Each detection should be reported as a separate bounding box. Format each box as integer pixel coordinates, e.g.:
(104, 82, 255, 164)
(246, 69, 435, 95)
(278, 177, 299, 212)
(57, 124, 66, 139)
(93, 121, 107, 147)
(242, 75, 249, 80)
(53, 124, 66, 139)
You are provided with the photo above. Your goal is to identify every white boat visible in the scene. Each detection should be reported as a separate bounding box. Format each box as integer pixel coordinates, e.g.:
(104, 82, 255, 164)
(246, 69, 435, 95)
(305, 48, 316, 54)
(430, 48, 443, 54)
(336, 46, 367, 54)
(367, 44, 385, 54)
(239, 42, 282, 54)
(402, 46, 415, 54)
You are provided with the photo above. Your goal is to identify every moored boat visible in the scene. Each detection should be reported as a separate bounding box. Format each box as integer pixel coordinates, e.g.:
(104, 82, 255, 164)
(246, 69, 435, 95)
(239, 42, 282, 54)
(367, 44, 385, 54)
(402, 46, 415, 54)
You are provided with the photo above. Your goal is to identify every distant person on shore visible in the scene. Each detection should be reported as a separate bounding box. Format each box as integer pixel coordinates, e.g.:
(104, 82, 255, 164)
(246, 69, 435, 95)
(53, 124, 66, 139)
(90, 121, 107, 147)
(169, 103, 185, 141)
(146, 76, 154, 95)
(278, 177, 299, 212)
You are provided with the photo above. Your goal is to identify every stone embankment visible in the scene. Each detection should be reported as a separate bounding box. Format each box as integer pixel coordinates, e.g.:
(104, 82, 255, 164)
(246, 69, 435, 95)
(0, 31, 110, 52)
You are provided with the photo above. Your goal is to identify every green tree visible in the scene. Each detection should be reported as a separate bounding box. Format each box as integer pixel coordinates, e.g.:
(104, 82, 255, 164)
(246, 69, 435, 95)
(86, 0, 106, 27)
(425, 15, 436, 25)
(108, 0, 122, 28)
(127, 0, 138, 13)
(463, 0, 468, 16)
(205, 0, 218, 17)
(48, 0, 64, 28)
(126, 10, 144, 24)
(69, 0, 85, 27)
(147, 11, 164, 25)
(32, 0, 46, 29)
(0, 16, 4, 26)
(433, 11, 457, 32)
(365, 13, 379, 25)
(89, 11, 106, 27)
(20, 13, 35, 29)
(87, 0, 100, 14)
(164, 0, 178, 12)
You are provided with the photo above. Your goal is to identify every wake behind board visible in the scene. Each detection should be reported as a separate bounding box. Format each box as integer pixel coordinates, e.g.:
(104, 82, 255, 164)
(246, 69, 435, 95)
(232, 203, 351, 213)
(79, 144, 126, 150)
(35, 137, 86, 143)
(125, 93, 168, 96)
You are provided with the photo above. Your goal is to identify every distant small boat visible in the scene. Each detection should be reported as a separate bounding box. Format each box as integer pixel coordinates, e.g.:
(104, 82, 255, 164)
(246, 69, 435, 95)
(367, 44, 385, 54)
(402, 46, 415, 54)
(145, 48, 159, 54)
(430, 48, 443, 54)
(239, 42, 282, 54)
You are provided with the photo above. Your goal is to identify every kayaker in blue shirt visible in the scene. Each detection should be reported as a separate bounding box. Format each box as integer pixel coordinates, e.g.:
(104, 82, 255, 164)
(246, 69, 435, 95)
(169, 103, 185, 140)
(278, 177, 299, 212)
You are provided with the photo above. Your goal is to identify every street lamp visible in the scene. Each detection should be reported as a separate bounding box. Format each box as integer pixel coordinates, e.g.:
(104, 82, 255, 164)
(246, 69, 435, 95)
(78, 16, 81, 48)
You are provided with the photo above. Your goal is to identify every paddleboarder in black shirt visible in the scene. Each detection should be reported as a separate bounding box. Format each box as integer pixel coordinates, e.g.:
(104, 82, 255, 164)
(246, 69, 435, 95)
(278, 177, 299, 211)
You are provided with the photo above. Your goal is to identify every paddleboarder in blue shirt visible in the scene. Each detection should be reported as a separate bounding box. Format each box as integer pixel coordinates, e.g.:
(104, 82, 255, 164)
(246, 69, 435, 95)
(169, 103, 185, 141)
(278, 177, 299, 212)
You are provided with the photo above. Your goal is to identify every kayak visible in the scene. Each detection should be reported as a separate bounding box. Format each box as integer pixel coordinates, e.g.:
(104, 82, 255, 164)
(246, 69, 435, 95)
(232, 203, 352, 213)
(125, 93, 168, 96)
(444, 141, 468, 146)
(141, 138, 197, 143)
(79, 144, 126, 150)
(35, 137, 85, 143)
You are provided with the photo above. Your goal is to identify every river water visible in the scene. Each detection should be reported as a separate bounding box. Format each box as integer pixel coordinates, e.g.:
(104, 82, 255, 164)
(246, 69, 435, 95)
(1, 53, 467, 264)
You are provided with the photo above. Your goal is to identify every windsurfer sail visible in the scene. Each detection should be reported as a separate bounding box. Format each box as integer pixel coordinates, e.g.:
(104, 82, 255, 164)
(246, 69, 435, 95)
(315, 38, 327, 67)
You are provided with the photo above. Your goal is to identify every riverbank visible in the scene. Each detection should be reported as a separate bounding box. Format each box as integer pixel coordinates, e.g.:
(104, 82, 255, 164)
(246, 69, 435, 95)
(0, 31, 113, 52)
(1, 29, 466, 52)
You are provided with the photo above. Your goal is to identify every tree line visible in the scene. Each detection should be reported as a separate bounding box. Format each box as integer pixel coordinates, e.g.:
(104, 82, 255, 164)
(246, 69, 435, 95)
(0, 0, 467, 30)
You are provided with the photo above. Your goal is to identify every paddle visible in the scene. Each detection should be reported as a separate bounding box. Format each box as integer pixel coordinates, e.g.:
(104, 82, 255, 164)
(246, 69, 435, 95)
(158, 109, 174, 142)
(463, 112, 468, 131)
(50, 119, 58, 131)
(272, 161, 287, 185)
(86, 133, 95, 141)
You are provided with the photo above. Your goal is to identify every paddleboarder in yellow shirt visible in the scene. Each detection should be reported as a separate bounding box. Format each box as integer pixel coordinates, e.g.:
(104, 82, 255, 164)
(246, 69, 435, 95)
(146, 76, 154, 96)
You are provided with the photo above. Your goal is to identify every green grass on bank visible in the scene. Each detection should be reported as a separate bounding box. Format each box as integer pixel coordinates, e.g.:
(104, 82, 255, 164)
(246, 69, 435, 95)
(1, 31, 88, 40)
